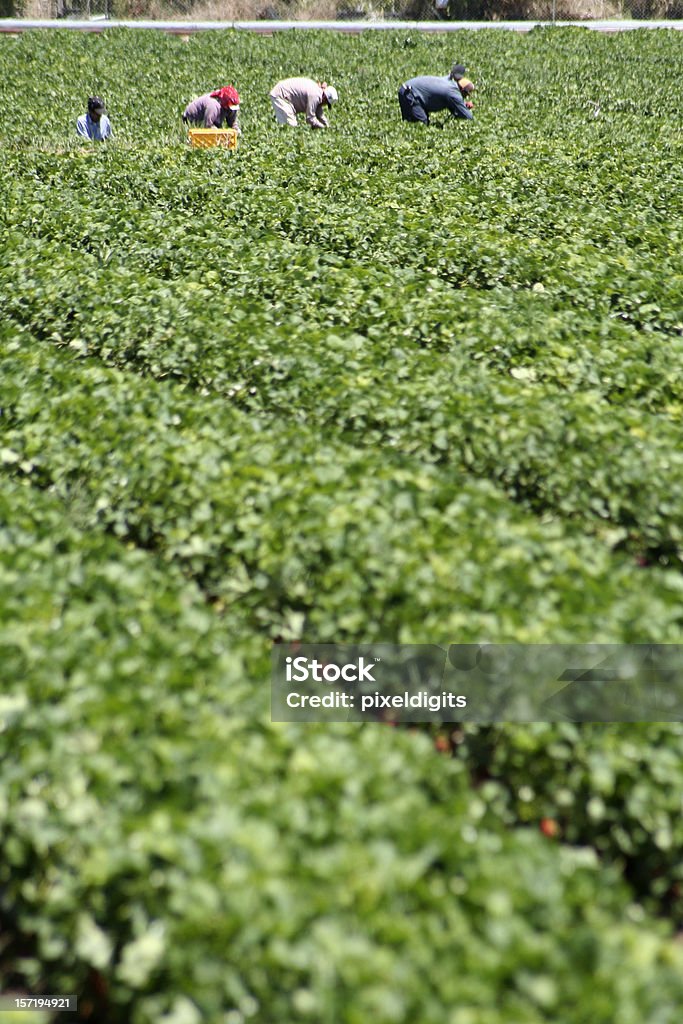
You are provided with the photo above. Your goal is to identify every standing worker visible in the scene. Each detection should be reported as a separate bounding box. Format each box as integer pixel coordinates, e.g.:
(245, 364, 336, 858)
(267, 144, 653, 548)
(76, 96, 113, 141)
(183, 87, 241, 133)
(398, 65, 474, 125)
(269, 78, 338, 129)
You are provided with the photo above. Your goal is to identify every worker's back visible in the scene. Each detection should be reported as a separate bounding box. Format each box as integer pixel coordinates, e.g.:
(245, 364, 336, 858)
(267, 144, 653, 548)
(404, 76, 459, 113)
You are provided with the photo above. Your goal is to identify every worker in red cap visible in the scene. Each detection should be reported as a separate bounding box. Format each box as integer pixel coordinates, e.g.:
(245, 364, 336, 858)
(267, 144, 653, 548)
(182, 87, 241, 133)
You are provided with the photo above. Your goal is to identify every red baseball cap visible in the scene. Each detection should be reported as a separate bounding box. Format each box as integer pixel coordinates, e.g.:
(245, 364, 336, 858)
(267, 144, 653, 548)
(211, 86, 240, 110)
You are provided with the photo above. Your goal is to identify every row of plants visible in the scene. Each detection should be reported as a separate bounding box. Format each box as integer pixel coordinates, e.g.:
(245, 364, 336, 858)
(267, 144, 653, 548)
(6, 325, 683, 910)
(2, 26, 683, 1021)
(7, 327, 683, 642)
(449, 721, 683, 921)
(3, 471, 683, 1022)
(2, 225, 683, 568)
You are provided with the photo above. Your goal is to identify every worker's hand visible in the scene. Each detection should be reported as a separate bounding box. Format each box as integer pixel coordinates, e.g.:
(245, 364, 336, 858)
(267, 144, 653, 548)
(465, 101, 474, 110)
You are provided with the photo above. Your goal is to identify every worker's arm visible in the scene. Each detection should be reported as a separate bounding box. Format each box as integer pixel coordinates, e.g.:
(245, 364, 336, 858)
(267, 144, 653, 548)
(306, 95, 328, 129)
(222, 107, 241, 134)
(447, 88, 474, 120)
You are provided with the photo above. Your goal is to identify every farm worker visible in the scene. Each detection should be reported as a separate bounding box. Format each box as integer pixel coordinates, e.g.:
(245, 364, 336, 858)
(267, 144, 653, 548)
(76, 96, 113, 141)
(269, 78, 338, 129)
(182, 87, 241, 133)
(398, 72, 474, 125)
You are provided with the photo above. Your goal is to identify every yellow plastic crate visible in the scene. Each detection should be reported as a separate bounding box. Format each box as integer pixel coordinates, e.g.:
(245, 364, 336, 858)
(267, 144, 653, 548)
(188, 128, 238, 150)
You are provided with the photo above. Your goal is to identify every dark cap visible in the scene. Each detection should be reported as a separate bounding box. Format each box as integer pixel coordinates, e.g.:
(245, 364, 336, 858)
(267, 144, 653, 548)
(450, 63, 467, 80)
(88, 96, 106, 114)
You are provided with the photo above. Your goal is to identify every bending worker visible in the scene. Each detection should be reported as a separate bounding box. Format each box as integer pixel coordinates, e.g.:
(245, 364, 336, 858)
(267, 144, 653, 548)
(269, 78, 338, 129)
(76, 96, 113, 141)
(398, 64, 474, 125)
(183, 87, 241, 132)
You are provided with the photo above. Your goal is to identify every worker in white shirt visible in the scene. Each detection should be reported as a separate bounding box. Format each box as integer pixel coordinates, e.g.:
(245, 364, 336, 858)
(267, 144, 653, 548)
(269, 78, 338, 129)
(76, 97, 113, 141)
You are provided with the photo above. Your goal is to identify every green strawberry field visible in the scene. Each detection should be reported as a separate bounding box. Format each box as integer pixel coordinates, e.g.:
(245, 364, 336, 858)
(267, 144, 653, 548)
(1, 23, 683, 1024)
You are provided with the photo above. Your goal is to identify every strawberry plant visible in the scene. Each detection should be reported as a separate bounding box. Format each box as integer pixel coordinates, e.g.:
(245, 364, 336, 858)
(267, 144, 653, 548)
(2, 25, 683, 1024)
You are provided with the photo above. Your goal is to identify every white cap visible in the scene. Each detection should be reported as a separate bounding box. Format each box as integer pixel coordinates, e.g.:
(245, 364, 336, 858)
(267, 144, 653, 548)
(325, 85, 338, 105)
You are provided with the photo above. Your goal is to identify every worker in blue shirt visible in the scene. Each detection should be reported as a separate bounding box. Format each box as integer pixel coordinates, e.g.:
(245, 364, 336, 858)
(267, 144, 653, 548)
(398, 65, 474, 125)
(76, 97, 113, 141)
